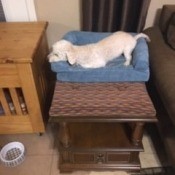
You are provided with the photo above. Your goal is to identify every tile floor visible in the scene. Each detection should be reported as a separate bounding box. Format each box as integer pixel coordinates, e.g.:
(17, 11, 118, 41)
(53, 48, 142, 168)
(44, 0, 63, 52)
(0, 124, 167, 175)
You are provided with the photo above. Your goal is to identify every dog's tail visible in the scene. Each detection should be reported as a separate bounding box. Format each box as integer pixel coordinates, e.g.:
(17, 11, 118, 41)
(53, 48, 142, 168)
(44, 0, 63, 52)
(134, 33, 150, 42)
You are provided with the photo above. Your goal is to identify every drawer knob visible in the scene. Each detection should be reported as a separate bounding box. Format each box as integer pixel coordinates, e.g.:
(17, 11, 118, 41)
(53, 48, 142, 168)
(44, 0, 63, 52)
(96, 153, 105, 163)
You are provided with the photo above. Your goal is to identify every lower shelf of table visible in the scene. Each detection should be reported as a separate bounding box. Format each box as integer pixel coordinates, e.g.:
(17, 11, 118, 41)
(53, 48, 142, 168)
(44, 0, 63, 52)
(58, 122, 144, 172)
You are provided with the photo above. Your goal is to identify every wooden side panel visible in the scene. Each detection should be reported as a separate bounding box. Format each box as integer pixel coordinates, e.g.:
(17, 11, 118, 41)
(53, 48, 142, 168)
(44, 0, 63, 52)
(0, 87, 32, 134)
(16, 63, 45, 133)
(0, 115, 32, 134)
(32, 33, 54, 122)
(9, 88, 22, 115)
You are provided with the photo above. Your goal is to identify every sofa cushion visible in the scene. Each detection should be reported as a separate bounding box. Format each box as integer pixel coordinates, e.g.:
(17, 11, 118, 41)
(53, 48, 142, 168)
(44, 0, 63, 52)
(159, 5, 175, 34)
(51, 31, 150, 82)
(166, 12, 175, 50)
(144, 27, 175, 125)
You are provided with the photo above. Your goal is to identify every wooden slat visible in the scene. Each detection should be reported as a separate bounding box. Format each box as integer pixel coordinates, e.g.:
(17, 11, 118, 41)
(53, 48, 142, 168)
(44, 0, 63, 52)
(0, 89, 11, 116)
(9, 88, 22, 115)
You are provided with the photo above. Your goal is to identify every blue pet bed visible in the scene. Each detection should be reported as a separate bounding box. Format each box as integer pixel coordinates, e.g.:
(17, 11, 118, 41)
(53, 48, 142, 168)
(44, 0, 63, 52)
(50, 31, 150, 82)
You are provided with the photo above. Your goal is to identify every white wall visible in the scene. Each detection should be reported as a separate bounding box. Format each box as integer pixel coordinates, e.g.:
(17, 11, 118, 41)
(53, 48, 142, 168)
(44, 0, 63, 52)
(34, 0, 81, 47)
(2, 0, 37, 21)
(34, 0, 175, 46)
(145, 0, 175, 28)
(2, 0, 175, 46)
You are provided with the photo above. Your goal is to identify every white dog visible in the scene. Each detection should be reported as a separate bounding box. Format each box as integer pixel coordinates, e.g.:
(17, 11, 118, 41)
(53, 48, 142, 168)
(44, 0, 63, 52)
(48, 31, 150, 68)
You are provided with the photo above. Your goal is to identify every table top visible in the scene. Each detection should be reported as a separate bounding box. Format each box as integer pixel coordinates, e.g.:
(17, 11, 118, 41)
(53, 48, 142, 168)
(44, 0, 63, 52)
(49, 82, 157, 122)
(0, 22, 47, 64)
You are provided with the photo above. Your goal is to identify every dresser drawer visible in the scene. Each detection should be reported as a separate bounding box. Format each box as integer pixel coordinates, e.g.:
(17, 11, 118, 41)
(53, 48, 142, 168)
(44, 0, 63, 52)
(107, 152, 131, 163)
(72, 152, 95, 163)
(68, 151, 132, 164)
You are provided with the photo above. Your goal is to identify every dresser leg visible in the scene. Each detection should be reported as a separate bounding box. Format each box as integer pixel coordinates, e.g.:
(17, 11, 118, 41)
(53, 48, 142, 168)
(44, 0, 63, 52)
(132, 122, 144, 146)
(58, 122, 70, 148)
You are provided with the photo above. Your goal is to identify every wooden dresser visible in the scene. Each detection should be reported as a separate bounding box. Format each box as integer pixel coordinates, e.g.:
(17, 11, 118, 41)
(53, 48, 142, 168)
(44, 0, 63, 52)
(0, 22, 52, 134)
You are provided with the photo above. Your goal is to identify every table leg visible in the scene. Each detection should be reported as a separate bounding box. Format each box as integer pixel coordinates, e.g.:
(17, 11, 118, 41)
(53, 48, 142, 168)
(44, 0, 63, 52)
(132, 122, 145, 146)
(58, 122, 70, 148)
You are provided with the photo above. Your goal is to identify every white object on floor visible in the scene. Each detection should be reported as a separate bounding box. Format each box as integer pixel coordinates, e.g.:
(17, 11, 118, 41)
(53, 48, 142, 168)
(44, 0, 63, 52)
(0, 141, 25, 167)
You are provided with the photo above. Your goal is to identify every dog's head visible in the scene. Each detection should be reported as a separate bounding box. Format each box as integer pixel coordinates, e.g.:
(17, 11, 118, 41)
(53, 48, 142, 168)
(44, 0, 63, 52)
(48, 40, 72, 62)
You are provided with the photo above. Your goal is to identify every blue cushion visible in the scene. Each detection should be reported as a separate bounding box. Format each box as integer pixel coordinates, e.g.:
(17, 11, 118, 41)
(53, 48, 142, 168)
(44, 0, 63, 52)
(50, 31, 150, 82)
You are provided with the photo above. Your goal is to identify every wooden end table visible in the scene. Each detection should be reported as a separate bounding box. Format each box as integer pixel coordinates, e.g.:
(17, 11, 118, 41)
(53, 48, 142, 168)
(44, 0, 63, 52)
(49, 82, 157, 173)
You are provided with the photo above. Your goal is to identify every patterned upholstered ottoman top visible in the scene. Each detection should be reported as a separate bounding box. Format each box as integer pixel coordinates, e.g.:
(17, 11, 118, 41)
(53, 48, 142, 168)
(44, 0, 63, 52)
(49, 82, 156, 122)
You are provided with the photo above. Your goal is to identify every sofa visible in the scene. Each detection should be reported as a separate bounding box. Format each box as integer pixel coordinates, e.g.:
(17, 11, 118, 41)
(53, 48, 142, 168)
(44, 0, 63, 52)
(144, 5, 175, 169)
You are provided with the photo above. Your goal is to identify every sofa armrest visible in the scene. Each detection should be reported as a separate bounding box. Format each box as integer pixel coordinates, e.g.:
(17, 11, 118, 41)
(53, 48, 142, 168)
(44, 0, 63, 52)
(144, 27, 175, 125)
(144, 27, 175, 56)
(145, 26, 175, 169)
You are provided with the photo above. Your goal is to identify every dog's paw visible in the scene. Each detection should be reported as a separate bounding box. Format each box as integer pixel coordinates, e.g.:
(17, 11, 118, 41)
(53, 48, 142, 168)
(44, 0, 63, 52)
(124, 61, 130, 66)
(48, 54, 59, 62)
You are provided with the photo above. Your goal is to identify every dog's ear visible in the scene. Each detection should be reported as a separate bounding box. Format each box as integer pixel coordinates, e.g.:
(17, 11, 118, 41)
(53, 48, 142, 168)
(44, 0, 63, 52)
(66, 52, 76, 65)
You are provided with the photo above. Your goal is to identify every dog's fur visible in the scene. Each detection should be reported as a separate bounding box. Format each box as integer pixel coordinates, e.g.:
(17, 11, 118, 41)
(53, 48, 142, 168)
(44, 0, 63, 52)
(48, 31, 150, 68)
